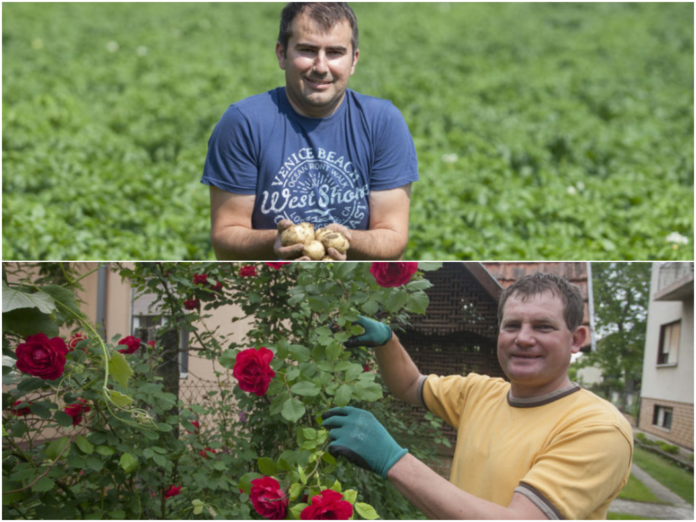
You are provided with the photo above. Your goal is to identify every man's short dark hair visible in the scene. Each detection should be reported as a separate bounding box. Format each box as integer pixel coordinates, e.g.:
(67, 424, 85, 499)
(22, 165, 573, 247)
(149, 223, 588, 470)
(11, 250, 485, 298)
(497, 272, 585, 331)
(278, 2, 359, 55)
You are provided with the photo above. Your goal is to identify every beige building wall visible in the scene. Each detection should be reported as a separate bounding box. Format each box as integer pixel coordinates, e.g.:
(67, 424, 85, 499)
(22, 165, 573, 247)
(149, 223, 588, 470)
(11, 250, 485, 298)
(639, 263, 694, 450)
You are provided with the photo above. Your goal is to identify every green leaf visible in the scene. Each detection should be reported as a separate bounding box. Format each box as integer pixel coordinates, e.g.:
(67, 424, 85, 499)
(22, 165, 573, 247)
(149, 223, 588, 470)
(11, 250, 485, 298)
(17, 377, 47, 393)
(302, 428, 317, 440)
(331, 479, 342, 493)
(344, 363, 364, 383)
(360, 299, 379, 315)
(54, 411, 75, 427)
(239, 472, 263, 494)
(355, 502, 380, 520)
(333, 263, 357, 279)
(76, 435, 94, 455)
(218, 349, 238, 369)
(321, 452, 336, 465)
(257, 457, 278, 476)
(193, 506, 203, 516)
(334, 384, 352, 407)
(40, 285, 84, 323)
(353, 382, 382, 402)
(2, 282, 56, 314)
(43, 436, 70, 460)
(406, 279, 434, 291)
(289, 482, 304, 501)
(281, 398, 306, 423)
(290, 381, 320, 397)
(405, 291, 430, 314)
(325, 341, 342, 361)
(417, 262, 442, 272)
(108, 352, 133, 390)
(385, 289, 409, 313)
(2, 308, 59, 338)
(288, 344, 311, 363)
(153, 454, 167, 467)
(290, 503, 308, 520)
(30, 402, 51, 419)
(107, 390, 134, 408)
(31, 477, 55, 493)
(298, 465, 307, 484)
(119, 453, 138, 474)
(95, 445, 115, 456)
(343, 489, 358, 504)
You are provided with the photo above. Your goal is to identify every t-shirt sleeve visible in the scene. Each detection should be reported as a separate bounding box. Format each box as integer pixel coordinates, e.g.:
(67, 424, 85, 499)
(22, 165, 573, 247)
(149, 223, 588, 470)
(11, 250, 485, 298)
(421, 374, 474, 429)
(201, 105, 259, 195)
(369, 103, 419, 191)
(515, 425, 633, 520)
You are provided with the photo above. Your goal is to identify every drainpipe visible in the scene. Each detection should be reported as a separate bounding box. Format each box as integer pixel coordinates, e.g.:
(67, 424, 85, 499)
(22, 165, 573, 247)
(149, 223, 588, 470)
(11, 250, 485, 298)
(96, 263, 108, 340)
(586, 262, 597, 352)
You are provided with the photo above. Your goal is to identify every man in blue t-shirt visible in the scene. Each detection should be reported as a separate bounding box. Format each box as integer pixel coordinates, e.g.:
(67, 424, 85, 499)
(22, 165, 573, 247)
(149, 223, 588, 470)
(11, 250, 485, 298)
(201, 2, 419, 260)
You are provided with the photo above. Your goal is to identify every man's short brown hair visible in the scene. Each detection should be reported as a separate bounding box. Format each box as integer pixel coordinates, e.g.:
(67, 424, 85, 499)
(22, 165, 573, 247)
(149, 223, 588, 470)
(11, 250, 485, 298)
(498, 272, 585, 330)
(278, 2, 359, 55)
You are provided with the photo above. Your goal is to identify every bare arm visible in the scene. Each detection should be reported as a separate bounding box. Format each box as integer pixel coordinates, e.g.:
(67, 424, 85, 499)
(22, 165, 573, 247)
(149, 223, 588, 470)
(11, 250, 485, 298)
(209, 187, 305, 260)
(347, 185, 412, 260)
(374, 332, 425, 407)
(388, 454, 548, 520)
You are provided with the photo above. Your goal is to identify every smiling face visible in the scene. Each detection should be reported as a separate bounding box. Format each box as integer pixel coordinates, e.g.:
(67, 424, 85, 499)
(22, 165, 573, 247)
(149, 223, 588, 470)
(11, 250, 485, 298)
(276, 12, 358, 118)
(497, 291, 587, 399)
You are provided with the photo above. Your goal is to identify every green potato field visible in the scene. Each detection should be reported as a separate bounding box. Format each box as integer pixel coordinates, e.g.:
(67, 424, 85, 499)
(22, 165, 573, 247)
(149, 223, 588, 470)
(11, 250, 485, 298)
(2, 2, 693, 260)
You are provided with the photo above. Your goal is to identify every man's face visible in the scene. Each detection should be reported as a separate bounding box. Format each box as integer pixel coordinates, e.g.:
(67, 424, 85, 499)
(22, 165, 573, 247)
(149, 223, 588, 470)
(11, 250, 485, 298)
(497, 291, 586, 398)
(276, 12, 358, 118)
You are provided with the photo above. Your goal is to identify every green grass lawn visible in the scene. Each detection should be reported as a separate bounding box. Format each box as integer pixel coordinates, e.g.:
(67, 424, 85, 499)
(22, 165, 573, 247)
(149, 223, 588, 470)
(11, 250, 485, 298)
(632, 446, 694, 505)
(617, 474, 664, 504)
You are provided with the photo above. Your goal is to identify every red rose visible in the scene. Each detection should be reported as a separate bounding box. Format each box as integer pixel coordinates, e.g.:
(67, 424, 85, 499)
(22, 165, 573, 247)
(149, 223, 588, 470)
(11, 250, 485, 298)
(186, 420, 200, 434)
(11, 400, 31, 416)
(232, 348, 276, 396)
(364, 363, 370, 372)
(369, 262, 418, 288)
(193, 273, 208, 285)
(250, 477, 288, 520)
(15, 333, 68, 381)
(64, 399, 90, 426)
(199, 447, 216, 458)
(300, 489, 353, 520)
(147, 340, 156, 348)
(240, 265, 257, 277)
(68, 332, 88, 351)
(117, 336, 141, 355)
(265, 262, 290, 270)
(184, 298, 200, 311)
(164, 485, 181, 499)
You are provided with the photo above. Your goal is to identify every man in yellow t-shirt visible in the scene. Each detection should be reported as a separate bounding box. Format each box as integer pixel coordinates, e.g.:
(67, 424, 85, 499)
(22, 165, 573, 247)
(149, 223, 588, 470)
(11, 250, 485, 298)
(323, 272, 633, 519)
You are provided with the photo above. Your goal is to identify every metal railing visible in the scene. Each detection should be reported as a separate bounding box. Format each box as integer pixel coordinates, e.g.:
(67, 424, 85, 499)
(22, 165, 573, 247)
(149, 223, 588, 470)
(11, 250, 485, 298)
(657, 262, 694, 293)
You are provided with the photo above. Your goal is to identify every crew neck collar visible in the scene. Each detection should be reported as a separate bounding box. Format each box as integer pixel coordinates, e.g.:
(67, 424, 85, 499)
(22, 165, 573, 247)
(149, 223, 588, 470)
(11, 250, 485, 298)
(507, 382, 581, 408)
(281, 87, 348, 126)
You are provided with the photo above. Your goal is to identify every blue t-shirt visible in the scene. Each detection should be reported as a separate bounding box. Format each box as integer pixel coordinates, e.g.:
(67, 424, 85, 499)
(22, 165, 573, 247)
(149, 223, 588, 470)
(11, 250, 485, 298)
(201, 87, 418, 230)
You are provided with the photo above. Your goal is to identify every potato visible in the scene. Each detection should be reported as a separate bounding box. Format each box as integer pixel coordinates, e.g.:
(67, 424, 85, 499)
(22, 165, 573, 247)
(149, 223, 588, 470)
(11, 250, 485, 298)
(280, 223, 315, 247)
(302, 240, 326, 260)
(321, 256, 333, 261)
(314, 228, 333, 243)
(299, 222, 316, 236)
(320, 232, 350, 254)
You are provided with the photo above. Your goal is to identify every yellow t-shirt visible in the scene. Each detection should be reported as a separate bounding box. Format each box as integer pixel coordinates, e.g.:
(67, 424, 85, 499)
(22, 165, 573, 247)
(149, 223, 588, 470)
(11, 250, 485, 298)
(422, 373, 633, 520)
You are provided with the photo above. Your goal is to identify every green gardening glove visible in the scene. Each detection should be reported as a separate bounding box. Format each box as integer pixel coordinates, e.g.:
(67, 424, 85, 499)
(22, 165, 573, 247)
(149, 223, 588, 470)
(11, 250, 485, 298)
(322, 406, 408, 478)
(344, 316, 392, 348)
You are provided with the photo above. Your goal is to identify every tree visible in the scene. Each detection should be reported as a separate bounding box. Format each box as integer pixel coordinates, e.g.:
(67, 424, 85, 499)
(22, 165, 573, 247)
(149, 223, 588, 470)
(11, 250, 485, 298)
(582, 262, 651, 411)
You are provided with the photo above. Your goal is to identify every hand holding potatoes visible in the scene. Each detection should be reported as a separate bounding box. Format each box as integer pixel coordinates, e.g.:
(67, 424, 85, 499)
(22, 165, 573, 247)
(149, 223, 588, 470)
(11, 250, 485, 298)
(274, 220, 351, 260)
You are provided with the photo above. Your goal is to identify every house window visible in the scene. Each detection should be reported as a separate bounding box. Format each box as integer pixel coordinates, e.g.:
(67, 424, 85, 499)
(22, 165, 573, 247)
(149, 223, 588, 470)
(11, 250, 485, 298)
(657, 321, 680, 365)
(132, 315, 189, 378)
(652, 405, 673, 430)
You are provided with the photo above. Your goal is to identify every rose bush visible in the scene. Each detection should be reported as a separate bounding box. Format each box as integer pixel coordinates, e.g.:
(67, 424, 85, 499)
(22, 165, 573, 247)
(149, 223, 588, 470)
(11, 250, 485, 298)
(240, 265, 257, 277)
(4, 261, 443, 520)
(369, 262, 419, 288)
(15, 333, 68, 380)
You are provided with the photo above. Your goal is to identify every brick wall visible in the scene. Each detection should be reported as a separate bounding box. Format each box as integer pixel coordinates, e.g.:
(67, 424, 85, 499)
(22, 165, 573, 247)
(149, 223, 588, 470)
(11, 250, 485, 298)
(639, 397, 694, 450)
